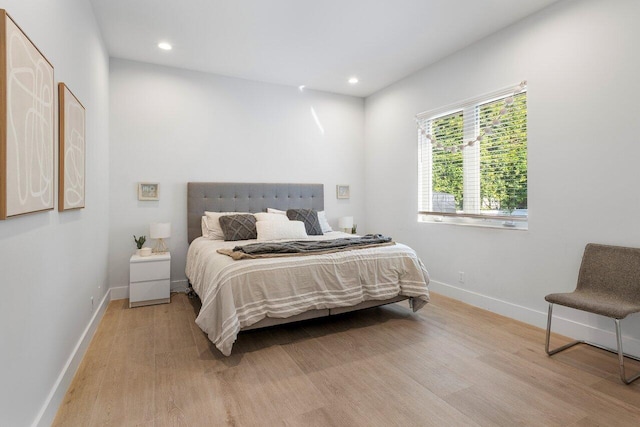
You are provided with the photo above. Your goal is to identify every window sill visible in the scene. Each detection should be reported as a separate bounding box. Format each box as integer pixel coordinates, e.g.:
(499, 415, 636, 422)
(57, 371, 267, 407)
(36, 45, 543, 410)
(417, 214, 528, 231)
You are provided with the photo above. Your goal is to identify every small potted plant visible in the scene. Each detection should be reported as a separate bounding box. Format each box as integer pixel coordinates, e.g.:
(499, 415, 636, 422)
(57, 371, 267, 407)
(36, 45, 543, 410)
(134, 235, 151, 256)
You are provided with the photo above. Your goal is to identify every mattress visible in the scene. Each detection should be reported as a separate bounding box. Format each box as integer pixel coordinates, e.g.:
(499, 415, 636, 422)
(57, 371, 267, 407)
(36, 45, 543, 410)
(186, 231, 430, 355)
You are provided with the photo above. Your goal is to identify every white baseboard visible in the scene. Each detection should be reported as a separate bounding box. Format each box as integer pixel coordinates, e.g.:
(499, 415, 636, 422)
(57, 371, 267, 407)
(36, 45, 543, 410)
(32, 289, 112, 427)
(429, 280, 640, 357)
(109, 285, 129, 300)
(171, 279, 189, 293)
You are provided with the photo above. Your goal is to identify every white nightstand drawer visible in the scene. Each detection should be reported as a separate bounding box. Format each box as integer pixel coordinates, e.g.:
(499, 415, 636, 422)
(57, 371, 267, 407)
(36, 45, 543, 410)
(129, 253, 171, 308)
(130, 259, 170, 282)
(130, 279, 170, 306)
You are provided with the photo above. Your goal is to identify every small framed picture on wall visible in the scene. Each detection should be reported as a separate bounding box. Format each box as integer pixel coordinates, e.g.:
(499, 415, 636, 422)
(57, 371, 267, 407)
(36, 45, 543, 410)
(336, 185, 350, 199)
(138, 182, 159, 201)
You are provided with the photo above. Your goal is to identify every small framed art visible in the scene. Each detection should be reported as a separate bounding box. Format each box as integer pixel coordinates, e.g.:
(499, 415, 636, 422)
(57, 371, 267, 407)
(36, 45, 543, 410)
(138, 183, 159, 201)
(336, 185, 350, 199)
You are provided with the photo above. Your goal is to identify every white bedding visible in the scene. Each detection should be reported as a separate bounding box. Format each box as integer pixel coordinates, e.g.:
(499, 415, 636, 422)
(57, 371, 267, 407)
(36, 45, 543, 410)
(185, 231, 430, 355)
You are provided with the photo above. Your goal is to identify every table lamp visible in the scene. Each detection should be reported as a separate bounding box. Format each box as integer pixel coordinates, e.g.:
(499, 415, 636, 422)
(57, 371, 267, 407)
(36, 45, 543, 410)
(150, 222, 171, 253)
(338, 216, 354, 234)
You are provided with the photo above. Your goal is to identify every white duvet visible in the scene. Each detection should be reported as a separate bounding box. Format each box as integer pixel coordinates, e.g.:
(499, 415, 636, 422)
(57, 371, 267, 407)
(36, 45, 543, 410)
(185, 232, 430, 355)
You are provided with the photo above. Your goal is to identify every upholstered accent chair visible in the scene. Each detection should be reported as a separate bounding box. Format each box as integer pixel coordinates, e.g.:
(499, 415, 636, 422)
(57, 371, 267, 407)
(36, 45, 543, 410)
(545, 243, 640, 384)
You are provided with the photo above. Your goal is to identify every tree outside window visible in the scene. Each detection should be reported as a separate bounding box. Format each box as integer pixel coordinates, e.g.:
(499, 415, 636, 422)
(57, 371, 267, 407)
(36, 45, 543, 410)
(418, 86, 527, 222)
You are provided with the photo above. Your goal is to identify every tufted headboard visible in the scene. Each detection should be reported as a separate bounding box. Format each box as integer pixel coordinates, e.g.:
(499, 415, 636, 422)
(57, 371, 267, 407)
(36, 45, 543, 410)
(187, 182, 324, 243)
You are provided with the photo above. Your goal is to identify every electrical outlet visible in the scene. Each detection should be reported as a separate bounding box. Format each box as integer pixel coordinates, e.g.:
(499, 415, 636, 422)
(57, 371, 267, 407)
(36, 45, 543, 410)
(458, 271, 465, 283)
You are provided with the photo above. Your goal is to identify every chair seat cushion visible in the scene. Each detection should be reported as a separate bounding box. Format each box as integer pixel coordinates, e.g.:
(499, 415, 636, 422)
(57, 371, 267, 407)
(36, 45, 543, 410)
(545, 291, 640, 319)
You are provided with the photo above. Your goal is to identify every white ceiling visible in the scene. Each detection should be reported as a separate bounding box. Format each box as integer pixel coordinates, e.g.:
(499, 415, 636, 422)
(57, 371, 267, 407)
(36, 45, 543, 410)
(90, 0, 558, 97)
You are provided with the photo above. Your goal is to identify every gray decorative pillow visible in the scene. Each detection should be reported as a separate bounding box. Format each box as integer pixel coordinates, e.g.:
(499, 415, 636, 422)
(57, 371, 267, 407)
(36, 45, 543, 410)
(219, 214, 257, 241)
(286, 209, 323, 235)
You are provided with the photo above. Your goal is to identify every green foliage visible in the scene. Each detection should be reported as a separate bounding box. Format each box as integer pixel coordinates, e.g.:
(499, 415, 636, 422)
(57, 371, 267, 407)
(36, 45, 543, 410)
(479, 93, 527, 211)
(431, 112, 464, 210)
(133, 235, 146, 249)
(429, 92, 527, 212)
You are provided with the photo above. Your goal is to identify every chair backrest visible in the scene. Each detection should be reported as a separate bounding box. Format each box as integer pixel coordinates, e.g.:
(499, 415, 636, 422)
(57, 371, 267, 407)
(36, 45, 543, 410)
(576, 243, 640, 303)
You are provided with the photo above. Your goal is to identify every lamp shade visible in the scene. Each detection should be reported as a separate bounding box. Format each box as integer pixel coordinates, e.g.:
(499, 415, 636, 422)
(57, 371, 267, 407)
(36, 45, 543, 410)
(150, 222, 171, 239)
(338, 216, 353, 230)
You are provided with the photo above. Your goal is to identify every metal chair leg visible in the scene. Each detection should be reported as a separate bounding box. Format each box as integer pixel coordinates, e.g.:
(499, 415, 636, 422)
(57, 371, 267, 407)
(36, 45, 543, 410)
(545, 303, 640, 384)
(545, 303, 582, 356)
(614, 319, 640, 385)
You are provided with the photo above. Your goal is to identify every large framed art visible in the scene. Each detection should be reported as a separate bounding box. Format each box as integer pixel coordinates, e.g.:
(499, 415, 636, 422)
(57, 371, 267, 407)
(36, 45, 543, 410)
(0, 9, 55, 219)
(58, 83, 85, 211)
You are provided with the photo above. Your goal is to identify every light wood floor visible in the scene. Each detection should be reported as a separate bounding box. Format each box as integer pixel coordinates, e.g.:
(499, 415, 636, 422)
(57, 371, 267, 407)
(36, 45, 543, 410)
(53, 292, 640, 426)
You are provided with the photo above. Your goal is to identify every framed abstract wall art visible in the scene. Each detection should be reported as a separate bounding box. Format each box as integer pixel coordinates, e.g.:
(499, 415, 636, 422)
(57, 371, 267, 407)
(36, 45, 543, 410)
(138, 182, 159, 201)
(58, 83, 85, 211)
(336, 184, 350, 199)
(0, 10, 55, 219)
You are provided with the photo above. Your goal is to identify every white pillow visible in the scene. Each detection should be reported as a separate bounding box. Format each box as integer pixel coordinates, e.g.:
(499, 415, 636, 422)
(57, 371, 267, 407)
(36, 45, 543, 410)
(201, 216, 209, 238)
(268, 207, 332, 233)
(266, 208, 286, 216)
(317, 211, 333, 233)
(204, 211, 249, 240)
(256, 220, 308, 241)
(254, 212, 289, 222)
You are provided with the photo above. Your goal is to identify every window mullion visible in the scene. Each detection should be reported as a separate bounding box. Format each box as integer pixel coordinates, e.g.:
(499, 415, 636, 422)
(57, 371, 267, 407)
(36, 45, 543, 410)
(462, 106, 479, 213)
(419, 120, 433, 212)
(426, 121, 433, 211)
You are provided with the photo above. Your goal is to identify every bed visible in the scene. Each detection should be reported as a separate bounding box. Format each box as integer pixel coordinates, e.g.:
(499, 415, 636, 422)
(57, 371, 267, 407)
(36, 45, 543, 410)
(185, 182, 430, 355)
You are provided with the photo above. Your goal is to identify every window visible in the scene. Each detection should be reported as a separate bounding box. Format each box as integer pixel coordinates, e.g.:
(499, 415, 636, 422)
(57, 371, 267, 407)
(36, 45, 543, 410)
(417, 82, 527, 227)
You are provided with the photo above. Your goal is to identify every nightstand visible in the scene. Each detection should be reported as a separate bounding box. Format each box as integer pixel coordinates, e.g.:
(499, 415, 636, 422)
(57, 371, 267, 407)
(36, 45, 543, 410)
(129, 252, 171, 308)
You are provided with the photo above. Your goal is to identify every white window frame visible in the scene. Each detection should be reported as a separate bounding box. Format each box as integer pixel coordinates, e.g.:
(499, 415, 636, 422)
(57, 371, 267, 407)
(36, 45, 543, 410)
(417, 84, 528, 230)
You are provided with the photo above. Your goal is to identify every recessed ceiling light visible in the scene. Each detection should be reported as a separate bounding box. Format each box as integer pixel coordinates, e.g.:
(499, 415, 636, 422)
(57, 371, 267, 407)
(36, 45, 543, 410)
(348, 77, 359, 84)
(158, 42, 172, 51)
(298, 85, 306, 92)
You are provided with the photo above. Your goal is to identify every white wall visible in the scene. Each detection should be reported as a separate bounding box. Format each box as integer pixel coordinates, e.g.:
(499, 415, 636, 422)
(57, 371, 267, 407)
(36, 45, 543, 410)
(365, 0, 640, 351)
(4, 2, 633, 423)
(108, 59, 364, 290)
(0, 1, 109, 426)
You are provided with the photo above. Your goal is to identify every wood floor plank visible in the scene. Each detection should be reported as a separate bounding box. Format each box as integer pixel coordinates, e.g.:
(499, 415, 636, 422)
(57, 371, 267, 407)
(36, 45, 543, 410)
(445, 383, 582, 427)
(88, 325, 156, 426)
(572, 415, 640, 427)
(52, 301, 123, 426)
(115, 300, 155, 335)
(513, 346, 605, 386)
(54, 292, 640, 426)
(281, 334, 347, 374)
(588, 375, 640, 410)
(305, 354, 480, 427)
(212, 345, 329, 426)
(154, 346, 228, 427)
(478, 350, 640, 425)
(153, 295, 197, 354)
(282, 404, 371, 427)
(553, 345, 636, 380)
(377, 343, 473, 398)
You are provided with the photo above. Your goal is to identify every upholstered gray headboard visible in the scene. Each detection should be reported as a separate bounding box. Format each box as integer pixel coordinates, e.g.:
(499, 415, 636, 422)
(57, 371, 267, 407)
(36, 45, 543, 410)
(187, 182, 324, 243)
